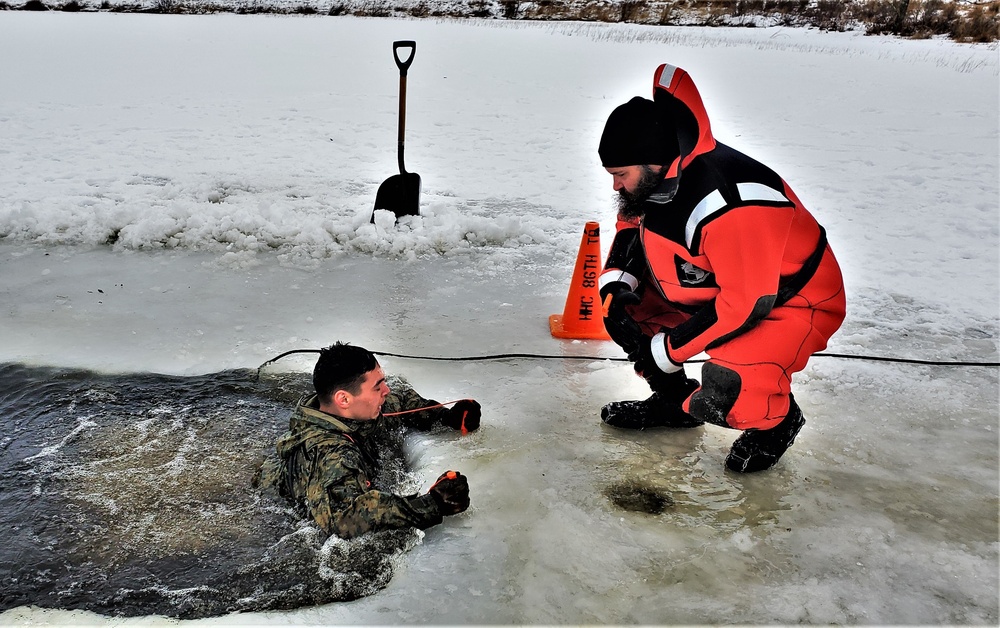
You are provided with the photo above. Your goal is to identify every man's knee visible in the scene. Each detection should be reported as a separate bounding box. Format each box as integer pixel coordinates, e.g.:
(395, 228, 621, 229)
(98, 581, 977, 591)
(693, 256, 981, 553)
(687, 362, 741, 428)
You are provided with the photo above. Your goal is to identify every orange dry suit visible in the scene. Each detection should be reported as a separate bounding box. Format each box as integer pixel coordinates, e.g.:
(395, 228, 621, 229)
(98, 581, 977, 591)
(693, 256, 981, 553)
(600, 64, 846, 431)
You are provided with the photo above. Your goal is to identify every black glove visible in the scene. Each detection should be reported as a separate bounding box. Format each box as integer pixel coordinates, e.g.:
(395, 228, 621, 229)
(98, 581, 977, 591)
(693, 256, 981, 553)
(442, 399, 481, 432)
(629, 330, 682, 378)
(601, 282, 644, 354)
(428, 470, 470, 516)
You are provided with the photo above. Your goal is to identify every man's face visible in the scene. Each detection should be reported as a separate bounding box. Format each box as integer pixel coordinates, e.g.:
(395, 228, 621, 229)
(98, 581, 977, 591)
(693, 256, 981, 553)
(607, 164, 670, 219)
(344, 365, 391, 421)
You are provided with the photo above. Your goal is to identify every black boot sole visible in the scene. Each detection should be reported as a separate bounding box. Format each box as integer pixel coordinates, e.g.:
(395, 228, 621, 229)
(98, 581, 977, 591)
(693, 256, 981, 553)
(601, 399, 704, 430)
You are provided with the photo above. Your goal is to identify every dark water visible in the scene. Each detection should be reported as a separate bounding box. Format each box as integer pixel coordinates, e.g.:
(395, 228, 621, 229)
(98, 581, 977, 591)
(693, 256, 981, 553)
(0, 363, 418, 619)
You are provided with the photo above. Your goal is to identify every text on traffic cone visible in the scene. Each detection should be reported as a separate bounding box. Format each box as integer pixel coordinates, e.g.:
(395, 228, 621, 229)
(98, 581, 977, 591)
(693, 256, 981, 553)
(549, 221, 611, 340)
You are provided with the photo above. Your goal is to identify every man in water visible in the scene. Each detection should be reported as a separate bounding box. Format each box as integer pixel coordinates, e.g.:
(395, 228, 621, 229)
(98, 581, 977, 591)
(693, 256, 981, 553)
(598, 64, 846, 472)
(256, 342, 481, 538)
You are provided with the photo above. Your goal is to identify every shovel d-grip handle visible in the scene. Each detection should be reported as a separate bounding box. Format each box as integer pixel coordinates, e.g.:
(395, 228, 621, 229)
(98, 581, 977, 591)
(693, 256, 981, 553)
(393, 40, 416, 76)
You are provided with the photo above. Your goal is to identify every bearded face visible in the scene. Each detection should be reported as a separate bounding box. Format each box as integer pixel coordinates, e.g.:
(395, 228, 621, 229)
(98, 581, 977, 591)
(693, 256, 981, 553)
(615, 165, 675, 219)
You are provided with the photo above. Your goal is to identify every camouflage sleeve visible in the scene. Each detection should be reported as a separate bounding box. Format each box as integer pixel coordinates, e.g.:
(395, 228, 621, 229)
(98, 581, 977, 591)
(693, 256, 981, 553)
(306, 439, 442, 539)
(381, 375, 447, 431)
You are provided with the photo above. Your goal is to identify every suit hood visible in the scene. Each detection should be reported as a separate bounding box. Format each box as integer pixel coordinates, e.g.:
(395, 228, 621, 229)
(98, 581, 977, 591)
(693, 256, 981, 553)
(652, 64, 717, 176)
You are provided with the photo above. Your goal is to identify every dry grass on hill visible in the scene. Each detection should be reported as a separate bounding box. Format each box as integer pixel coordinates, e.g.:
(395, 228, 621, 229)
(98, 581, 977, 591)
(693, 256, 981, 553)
(4, 0, 998, 43)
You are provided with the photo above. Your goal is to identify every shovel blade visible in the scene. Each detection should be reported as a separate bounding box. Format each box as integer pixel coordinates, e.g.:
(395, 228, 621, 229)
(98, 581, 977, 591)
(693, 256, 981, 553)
(373, 172, 421, 220)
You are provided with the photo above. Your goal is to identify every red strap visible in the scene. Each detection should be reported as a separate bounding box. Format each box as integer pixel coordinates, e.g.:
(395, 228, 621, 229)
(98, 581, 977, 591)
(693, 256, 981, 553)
(602, 292, 614, 317)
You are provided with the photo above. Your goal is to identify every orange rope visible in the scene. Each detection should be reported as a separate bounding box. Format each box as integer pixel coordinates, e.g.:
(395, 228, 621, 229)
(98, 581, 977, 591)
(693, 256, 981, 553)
(384, 398, 474, 435)
(382, 398, 470, 417)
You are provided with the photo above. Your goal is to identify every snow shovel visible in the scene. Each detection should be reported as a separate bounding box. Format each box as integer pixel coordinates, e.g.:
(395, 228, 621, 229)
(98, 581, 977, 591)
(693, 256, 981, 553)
(372, 40, 421, 221)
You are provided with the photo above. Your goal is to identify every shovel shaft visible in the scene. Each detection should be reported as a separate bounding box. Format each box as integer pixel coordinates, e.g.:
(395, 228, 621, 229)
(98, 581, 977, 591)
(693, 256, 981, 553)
(393, 41, 416, 175)
(398, 73, 407, 173)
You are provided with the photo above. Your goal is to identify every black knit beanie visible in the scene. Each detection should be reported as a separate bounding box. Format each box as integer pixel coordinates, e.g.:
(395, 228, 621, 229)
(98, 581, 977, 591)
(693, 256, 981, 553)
(599, 96, 679, 168)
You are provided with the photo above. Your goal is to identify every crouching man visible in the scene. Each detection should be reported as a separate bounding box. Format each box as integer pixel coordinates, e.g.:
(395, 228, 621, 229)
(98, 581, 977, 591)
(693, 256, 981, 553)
(255, 341, 481, 538)
(598, 64, 846, 472)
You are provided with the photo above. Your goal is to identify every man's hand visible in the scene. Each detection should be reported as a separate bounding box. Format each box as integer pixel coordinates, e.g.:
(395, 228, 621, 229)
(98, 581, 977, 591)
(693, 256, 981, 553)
(630, 330, 682, 377)
(601, 283, 644, 354)
(428, 470, 470, 516)
(442, 400, 481, 432)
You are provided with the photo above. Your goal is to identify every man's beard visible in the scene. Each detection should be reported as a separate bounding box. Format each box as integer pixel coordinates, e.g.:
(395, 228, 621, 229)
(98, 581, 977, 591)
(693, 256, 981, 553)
(616, 165, 673, 219)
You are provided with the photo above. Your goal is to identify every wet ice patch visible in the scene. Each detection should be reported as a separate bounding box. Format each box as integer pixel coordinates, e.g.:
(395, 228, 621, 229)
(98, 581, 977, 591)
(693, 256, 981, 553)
(603, 478, 674, 514)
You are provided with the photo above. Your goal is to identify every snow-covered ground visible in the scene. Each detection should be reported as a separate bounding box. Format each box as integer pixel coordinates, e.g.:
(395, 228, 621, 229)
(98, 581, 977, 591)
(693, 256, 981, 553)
(0, 12, 997, 626)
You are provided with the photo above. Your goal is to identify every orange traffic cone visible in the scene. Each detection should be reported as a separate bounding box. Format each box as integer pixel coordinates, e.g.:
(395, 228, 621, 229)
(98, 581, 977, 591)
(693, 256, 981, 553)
(549, 221, 611, 340)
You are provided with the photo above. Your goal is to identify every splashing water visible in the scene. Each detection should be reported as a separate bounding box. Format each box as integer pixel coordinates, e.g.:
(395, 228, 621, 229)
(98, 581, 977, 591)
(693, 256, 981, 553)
(0, 363, 420, 619)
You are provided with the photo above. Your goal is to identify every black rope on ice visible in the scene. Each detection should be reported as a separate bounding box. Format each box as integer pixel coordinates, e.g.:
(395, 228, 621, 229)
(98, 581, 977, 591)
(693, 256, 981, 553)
(812, 352, 998, 367)
(256, 348, 323, 380)
(258, 348, 323, 367)
(369, 350, 999, 367)
(255, 348, 999, 377)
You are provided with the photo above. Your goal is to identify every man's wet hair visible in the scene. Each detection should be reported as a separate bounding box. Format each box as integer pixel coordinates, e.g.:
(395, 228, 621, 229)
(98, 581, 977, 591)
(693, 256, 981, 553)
(313, 342, 379, 404)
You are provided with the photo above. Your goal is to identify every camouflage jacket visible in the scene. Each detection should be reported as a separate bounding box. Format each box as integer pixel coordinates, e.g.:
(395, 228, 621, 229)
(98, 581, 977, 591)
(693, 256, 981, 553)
(261, 376, 452, 539)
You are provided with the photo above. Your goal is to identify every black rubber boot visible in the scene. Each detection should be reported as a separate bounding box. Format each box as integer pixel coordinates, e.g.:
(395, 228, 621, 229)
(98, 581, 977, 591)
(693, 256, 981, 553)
(601, 370, 701, 430)
(725, 397, 805, 473)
